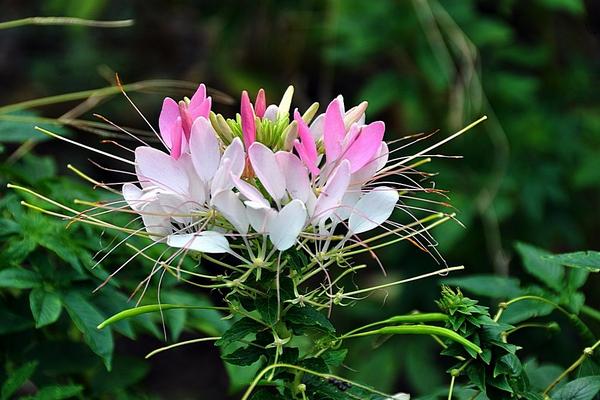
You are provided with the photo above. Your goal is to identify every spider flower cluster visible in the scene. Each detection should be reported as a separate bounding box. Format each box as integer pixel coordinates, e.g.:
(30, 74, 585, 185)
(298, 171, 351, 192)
(126, 84, 401, 260)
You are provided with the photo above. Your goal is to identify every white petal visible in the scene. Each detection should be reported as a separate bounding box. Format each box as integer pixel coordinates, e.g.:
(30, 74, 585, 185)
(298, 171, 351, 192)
(211, 190, 249, 234)
(269, 199, 307, 251)
(157, 192, 193, 224)
(232, 174, 269, 207)
(332, 190, 361, 222)
(263, 105, 279, 121)
(167, 231, 230, 253)
(245, 201, 277, 234)
(348, 187, 399, 234)
(189, 117, 221, 182)
(309, 113, 324, 140)
(211, 138, 245, 197)
(275, 151, 311, 203)
(312, 160, 351, 223)
(135, 147, 189, 194)
(248, 142, 286, 202)
(122, 183, 143, 211)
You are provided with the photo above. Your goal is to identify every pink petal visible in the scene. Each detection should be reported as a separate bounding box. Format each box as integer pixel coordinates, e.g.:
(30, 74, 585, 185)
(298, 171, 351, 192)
(245, 201, 277, 234)
(189, 97, 212, 120)
(211, 190, 249, 234)
(158, 97, 179, 148)
(255, 88, 266, 118)
(189, 117, 221, 182)
(294, 140, 320, 176)
(312, 160, 351, 222)
(248, 142, 286, 203)
(241, 90, 256, 149)
(169, 117, 184, 160)
(189, 83, 207, 110)
(342, 121, 385, 173)
(294, 110, 319, 172)
(323, 98, 345, 162)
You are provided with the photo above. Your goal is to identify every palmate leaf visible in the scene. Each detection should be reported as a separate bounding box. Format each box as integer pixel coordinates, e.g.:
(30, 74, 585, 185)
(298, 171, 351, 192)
(1, 361, 38, 400)
(29, 288, 62, 328)
(0, 267, 42, 289)
(286, 305, 335, 333)
(551, 376, 600, 400)
(515, 242, 564, 292)
(442, 275, 523, 299)
(21, 385, 82, 400)
(545, 251, 600, 273)
(61, 291, 113, 370)
(215, 317, 264, 347)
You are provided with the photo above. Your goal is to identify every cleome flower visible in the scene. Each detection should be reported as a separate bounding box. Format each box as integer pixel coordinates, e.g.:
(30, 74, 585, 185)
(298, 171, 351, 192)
(13, 81, 486, 306)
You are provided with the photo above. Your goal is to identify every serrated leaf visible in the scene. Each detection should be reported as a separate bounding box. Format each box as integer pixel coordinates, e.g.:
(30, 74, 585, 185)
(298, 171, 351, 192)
(286, 306, 335, 333)
(222, 345, 263, 366)
(255, 296, 279, 326)
(551, 376, 600, 400)
(1, 361, 38, 400)
(500, 299, 554, 324)
(29, 288, 62, 328)
(0, 267, 41, 289)
(545, 251, 600, 273)
(23, 385, 82, 400)
(321, 348, 348, 368)
(215, 317, 264, 347)
(62, 291, 113, 370)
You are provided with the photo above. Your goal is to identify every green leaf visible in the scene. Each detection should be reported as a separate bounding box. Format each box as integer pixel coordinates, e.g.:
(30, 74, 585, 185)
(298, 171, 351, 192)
(500, 300, 554, 324)
(442, 275, 523, 299)
(545, 251, 600, 273)
(1, 361, 38, 400)
(62, 291, 113, 370)
(551, 376, 600, 400)
(0, 307, 33, 334)
(0, 267, 41, 289)
(24, 385, 82, 400)
(255, 296, 279, 326)
(29, 288, 62, 328)
(286, 306, 335, 333)
(321, 348, 348, 368)
(222, 345, 263, 366)
(515, 242, 564, 291)
(535, 0, 584, 14)
(215, 317, 264, 347)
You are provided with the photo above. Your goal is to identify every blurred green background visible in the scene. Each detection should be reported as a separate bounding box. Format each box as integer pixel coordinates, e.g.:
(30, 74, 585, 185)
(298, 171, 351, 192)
(1, 0, 599, 398)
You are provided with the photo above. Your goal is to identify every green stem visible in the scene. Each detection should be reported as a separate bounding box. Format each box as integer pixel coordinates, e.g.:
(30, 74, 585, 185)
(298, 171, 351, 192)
(240, 363, 391, 400)
(145, 337, 220, 359)
(0, 16, 134, 30)
(581, 305, 600, 323)
(494, 295, 596, 344)
(542, 339, 600, 395)
(0, 79, 200, 115)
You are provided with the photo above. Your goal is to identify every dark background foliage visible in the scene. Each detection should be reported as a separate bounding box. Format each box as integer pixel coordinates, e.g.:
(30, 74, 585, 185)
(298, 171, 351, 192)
(0, 0, 598, 398)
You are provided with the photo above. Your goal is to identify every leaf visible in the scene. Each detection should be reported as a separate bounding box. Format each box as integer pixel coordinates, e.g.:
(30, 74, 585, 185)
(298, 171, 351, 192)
(0, 111, 66, 143)
(255, 296, 279, 326)
(215, 317, 264, 347)
(61, 291, 114, 370)
(545, 251, 600, 273)
(500, 299, 554, 324)
(551, 376, 600, 400)
(515, 242, 564, 291)
(286, 306, 335, 333)
(442, 275, 523, 299)
(0, 307, 33, 334)
(0, 267, 41, 289)
(29, 288, 62, 328)
(536, 0, 584, 14)
(1, 361, 38, 400)
(321, 348, 348, 368)
(24, 385, 82, 400)
(222, 345, 263, 366)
